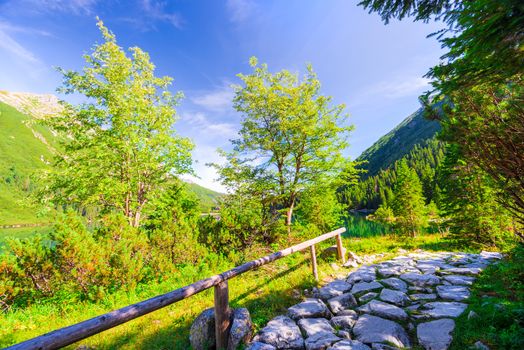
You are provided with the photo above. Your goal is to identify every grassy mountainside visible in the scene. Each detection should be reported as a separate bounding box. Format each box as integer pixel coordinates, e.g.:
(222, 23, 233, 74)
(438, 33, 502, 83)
(357, 107, 441, 178)
(0, 100, 56, 225)
(187, 182, 222, 212)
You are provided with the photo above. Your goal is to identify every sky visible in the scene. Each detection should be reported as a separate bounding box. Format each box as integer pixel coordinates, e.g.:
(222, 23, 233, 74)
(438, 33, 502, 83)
(0, 0, 445, 192)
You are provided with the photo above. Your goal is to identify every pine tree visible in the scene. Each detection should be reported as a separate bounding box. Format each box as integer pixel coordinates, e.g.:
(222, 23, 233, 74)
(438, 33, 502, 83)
(392, 159, 427, 237)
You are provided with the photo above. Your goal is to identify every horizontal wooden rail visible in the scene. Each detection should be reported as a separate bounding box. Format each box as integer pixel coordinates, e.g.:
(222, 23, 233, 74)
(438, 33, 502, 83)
(7, 227, 346, 350)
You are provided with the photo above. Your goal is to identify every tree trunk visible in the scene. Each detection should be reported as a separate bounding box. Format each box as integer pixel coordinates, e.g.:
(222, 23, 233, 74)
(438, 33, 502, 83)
(286, 199, 295, 235)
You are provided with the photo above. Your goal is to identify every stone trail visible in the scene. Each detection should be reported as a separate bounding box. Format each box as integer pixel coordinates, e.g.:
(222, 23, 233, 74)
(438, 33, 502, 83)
(247, 250, 502, 350)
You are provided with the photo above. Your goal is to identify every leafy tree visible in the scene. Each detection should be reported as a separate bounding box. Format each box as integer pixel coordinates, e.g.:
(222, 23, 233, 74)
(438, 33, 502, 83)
(392, 159, 427, 236)
(42, 20, 193, 227)
(372, 204, 395, 228)
(215, 57, 352, 234)
(438, 144, 513, 247)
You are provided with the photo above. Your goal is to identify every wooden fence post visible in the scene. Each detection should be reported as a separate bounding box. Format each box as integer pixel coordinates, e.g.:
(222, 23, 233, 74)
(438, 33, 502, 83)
(214, 280, 231, 350)
(336, 233, 346, 264)
(310, 245, 318, 281)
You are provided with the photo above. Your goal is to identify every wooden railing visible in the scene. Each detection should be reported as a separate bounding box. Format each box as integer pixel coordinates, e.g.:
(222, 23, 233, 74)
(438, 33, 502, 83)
(7, 227, 347, 350)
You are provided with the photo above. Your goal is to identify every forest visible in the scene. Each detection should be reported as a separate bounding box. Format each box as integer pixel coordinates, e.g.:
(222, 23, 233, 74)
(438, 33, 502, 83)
(0, 0, 523, 349)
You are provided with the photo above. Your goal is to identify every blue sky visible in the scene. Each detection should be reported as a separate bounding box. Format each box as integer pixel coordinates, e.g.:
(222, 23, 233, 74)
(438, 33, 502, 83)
(0, 0, 444, 192)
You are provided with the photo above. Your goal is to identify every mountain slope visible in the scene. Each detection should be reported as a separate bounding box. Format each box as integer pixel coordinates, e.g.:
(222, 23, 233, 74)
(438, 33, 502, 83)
(357, 107, 441, 178)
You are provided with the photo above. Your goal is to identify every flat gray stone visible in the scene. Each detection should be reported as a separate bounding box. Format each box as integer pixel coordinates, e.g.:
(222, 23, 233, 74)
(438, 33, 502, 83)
(319, 280, 353, 301)
(379, 288, 410, 306)
(328, 340, 371, 350)
(410, 293, 437, 301)
(360, 300, 408, 321)
(328, 293, 358, 314)
(444, 275, 476, 286)
(254, 315, 304, 350)
(305, 332, 340, 350)
(353, 314, 411, 348)
(331, 314, 358, 330)
(359, 292, 378, 303)
(298, 318, 335, 337)
(441, 267, 482, 275)
(380, 277, 408, 292)
(480, 251, 502, 260)
(371, 344, 399, 350)
(417, 318, 455, 350)
(347, 266, 377, 283)
(245, 342, 277, 350)
(437, 285, 470, 301)
(288, 299, 332, 320)
(420, 302, 468, 318)
(417, 264, 439, 274)
(400, 273, 441, 286)
(351, 281, 383, 295)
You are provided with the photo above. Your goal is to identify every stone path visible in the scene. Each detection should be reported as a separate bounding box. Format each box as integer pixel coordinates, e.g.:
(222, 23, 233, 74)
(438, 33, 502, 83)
(246, 251, 502, 350)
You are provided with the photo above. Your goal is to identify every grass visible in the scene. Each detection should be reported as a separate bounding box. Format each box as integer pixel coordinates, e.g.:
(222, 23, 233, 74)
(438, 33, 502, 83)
(0, 232, 458, 349)
(0, 226, 51, 252)
(450, 245, 524, 350)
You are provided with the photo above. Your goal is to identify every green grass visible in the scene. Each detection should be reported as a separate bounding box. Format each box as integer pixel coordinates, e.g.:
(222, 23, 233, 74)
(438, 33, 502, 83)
(0, 232, 455, 349)
(450, 245, 524, 350)
(0, 226, 51, 252)
(187, 183, 223, 212)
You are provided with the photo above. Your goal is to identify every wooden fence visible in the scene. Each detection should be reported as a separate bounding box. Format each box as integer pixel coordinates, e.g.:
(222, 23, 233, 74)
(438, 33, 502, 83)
(7, 227, 347, 350)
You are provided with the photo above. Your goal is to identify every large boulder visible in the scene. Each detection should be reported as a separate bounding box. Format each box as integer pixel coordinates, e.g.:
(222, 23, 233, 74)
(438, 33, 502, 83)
(288, 299, 332, 320)
(417, 318, 455, 350)
(190, 308, 217, 350)
(228, 308, 254, 350)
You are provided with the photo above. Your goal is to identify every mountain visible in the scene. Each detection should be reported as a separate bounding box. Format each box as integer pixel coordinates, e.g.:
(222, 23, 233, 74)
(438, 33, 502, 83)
(0, 91, 222, 225)
(357, 107, 441, 178)
(342, 106, 444, 210)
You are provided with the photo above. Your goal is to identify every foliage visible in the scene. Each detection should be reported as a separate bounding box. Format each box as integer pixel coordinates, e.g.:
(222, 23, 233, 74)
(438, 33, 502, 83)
(372, 205, 395, 227)
(214, 57, 352, 233)
(391, 159, 427, 236)
(438, 144, 514, 247)
(451, 245, 524, 350)
(42, 19, 193, 227)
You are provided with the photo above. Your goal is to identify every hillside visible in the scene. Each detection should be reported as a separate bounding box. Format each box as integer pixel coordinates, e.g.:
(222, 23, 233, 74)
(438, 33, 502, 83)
(357, 107, 441, 178)
(0, 92, 223, 224)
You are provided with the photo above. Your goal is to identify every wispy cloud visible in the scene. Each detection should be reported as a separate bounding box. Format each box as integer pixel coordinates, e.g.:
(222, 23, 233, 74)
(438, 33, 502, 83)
(140, 0, 183, 29)
(191, 85, 235, 112)
(0, 26, 41, 64)
(226, 0, 256, 23)
(181, 111, 237, 139)
(373, 76, 431, 99)
(2, 0, 99, 15)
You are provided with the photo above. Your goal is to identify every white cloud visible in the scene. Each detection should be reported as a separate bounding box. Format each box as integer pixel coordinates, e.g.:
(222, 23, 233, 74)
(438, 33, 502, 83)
(375, 76, 431, 99)
(140, 0, 184, 29)
(2, 0, 99, 15)
(191, 85, 235, 112)
(226, 0, 256, 23)
(181, 111, 237, 139)
(181, 144, 227, 193)
(0, 29, 41, 64)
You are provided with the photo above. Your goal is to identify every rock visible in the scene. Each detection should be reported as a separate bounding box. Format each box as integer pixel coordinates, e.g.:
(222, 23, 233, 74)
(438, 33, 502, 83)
(189, 308, 216, 350)
(419, 302, 468, 318)
(400, 273, 441, 287)
(347, 266, 377, 283)
(359, 292, 378, 304)
(298, 318, 335, 337)
(380, 277, 408, 292)
(443, 275, 476, 286)
(360, 300, 408, 321)
(254, 315, 304, 350)
(473, 341, 490, 350)
(337, 330, 351, 339)
(441, 267, 482, 275)
(331, 314, 358, 330)
(328, 293, 358, 314)
(319, 280, 352, 301)
(480, 251, 502, 260)
(245, 342, 276, 350)
(328, 340, 371, 350)
(305, 332, 340, 350)
(417, 264, 439, 274)
(351, 281, 383, 295)
(288, 299, 332, 320)
(228, 308, 254, 350)
(323, 245, 347, 259)
(379, 288, 410, 306)
(353, 314, 411, 348)
(436, 285, 471, 301)
(348, 251, 363, 264)
(371, 344, 398, 350)
(331, 263, 341, 271)
(377, 266, 402, 278)
(417, 318, 455, 350)
(468, 310, 479, 320)
(343, 260, 360, 268)
(409, 293, 437, 301)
